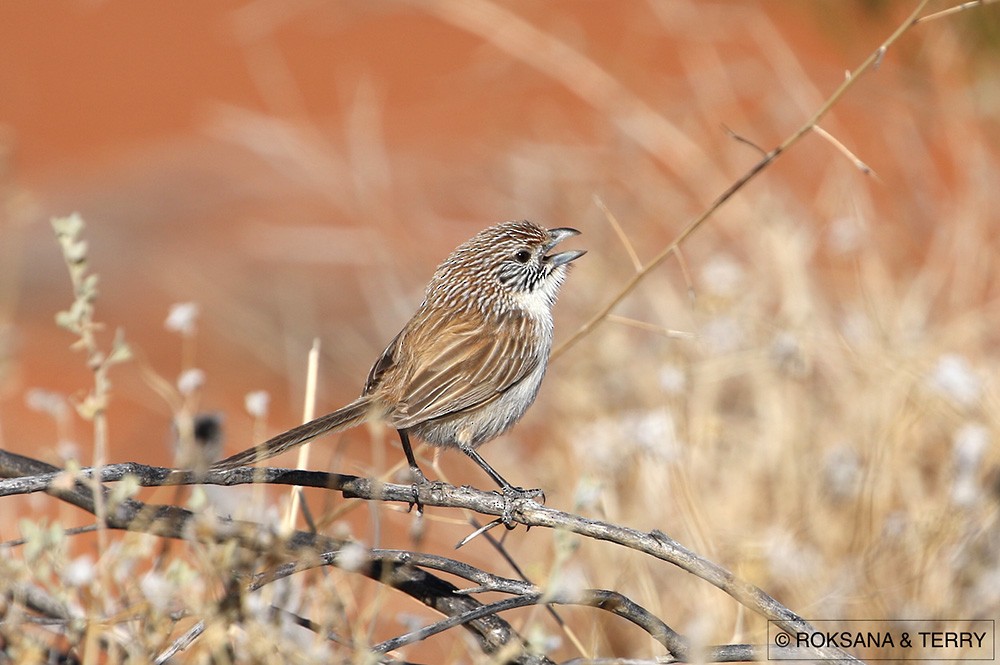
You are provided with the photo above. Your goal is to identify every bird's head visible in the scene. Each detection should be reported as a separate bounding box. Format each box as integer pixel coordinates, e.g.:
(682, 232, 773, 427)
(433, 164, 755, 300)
(429, 221, 585, 314)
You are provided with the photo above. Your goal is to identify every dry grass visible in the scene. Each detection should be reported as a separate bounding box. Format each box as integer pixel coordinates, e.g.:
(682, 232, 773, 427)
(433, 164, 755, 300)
(2, 1, 999, 663)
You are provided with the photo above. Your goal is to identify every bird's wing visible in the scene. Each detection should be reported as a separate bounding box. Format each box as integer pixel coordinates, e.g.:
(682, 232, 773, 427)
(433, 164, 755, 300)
(388, 312, 541, 428)
(364, 330, 401, 395)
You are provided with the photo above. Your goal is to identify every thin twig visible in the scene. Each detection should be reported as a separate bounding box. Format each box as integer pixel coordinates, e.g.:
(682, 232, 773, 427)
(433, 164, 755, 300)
(372, 589, 683, 657)
(0, 451, 545, 665)
(0, 452, 858, 662)
(472, 517, 591, 659)
(595, 195, 642, 272)
(152, 620, 204, 665)
(915, 0, 997, 22)
(285, 337, 321, 530)
(812, 125, 878, 178)
(606, 314, 694, 339)
(551, 0, 933, 360)
(455, 518, 504, 548)
(722, 125, 767, 157)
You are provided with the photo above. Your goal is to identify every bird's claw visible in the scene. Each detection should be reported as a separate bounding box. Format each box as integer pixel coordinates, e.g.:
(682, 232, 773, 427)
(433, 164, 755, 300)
(406, 467, 431, 516)
(407, 486, 423, 517)
(498, 485, 544, 528)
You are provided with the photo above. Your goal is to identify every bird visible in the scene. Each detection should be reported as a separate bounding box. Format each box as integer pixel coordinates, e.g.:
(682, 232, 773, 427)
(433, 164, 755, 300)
(211, 220, 584, 499)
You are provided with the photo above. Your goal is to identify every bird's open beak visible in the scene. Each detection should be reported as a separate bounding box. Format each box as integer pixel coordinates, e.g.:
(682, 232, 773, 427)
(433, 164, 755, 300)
(544, 227, 586, 267)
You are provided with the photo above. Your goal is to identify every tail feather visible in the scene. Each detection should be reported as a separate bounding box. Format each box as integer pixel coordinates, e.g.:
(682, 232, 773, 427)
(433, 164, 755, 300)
(211, 396, 374, 470)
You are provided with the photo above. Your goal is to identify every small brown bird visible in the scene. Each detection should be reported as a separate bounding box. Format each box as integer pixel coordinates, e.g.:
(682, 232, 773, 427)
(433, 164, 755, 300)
(212, 221, 584, 497)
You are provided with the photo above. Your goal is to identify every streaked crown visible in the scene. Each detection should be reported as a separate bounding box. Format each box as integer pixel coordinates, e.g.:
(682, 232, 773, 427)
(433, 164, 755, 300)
(425, 220, 585, 313)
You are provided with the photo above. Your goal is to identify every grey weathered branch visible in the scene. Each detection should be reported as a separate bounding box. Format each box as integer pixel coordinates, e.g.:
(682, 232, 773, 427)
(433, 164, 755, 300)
(0, 450, 551, 665)
(0, 451, 858, 663)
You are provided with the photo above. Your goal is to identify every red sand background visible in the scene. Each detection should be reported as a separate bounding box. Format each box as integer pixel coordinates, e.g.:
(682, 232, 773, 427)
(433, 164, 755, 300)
(5, 1, 992, 468)
(1, 1, 998, 658)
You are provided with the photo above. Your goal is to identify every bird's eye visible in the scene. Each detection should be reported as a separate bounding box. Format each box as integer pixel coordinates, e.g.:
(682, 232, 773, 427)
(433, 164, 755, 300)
(514, 249, 532, 264)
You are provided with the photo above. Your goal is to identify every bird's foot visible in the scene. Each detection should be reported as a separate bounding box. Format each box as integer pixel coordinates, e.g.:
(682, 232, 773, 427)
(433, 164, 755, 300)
(498, 485, 545, 528)
(406, 466, 431, 516)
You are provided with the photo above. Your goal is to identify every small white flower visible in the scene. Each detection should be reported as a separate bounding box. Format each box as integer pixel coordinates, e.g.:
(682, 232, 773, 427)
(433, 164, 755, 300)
(839, 310, 874, 346)
(177, 368, 206, 396)
(700, 315, 743, 355)
(700, 255, 745, 297)
(658, 364, 687, 395)
(546, 565, 588, 603)
(62, 555, 95, 587)
(245, 591, 271, 622)
(764, 530, 819, 581)
(770, 331, 800, 362)
(25, 389, 69, 419)
(396, 612, 426, 632)
(574, 409, 682, 472)
(953, 423, 989, 473)
(140, 572, 173, 611)
(337, 542, 369, 572)
(928, 354, 981, 407)
(165, 302, 199, 336)
(56, 440, 80, 463)
(951, 476, 981, 508)
(632, 410, 680, 460)
(950, 423, 989, 507)
(823, 445, 861, 499)
(65, 239, 88, 263)
(244, 390, 270, 418)
(525, 624, 562, 654)
(573, 477, 603, 511)
(827, 216, 866, 254)
(882, 511, 907, 539)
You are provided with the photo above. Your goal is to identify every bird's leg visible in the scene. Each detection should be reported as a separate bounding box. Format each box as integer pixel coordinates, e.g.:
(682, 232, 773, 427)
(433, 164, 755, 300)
(460, 446, 544, 527)
(397, 429, 428, 482)
(397, 429, 428, 514)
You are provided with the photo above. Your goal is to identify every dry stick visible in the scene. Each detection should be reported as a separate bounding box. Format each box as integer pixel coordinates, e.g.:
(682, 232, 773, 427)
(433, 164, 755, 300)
(255, 549, 541, 597)
(371, 589, 679, 656)
(153, 622, 204, 665)
(605, 314, 694, 339)
(470, 517, 593, 659)
(0, 453, 548, 665)
(672, 245, 697, 306)
(2, 523, 99, 548)
(916, 0, 997, 22)
(0, 458, 858, 663)
(155, 612, 361, 665)
(595, 195, 643, 273)
(254, 548, 687, 658)
(812, 125, 877, 178)
(552, 0, 933, 360)
(284, 337, 321, 531)
(4, 461, 686, 663)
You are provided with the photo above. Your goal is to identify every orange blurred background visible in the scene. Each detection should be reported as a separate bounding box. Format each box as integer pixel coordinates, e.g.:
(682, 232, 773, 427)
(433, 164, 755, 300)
(2, 0, 999, 660)
(4, 0, 994, 469)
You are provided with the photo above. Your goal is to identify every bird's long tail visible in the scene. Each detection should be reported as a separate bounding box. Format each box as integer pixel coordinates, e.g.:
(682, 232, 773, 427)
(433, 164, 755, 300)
(211, 396, 374, 470)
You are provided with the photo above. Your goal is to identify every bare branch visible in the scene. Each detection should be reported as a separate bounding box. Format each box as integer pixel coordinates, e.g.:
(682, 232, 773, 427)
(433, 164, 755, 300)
(915, 0, 998, 23)
(812, 125, 878, 178)
(0, 451, 858, 662)
(551, 0, 933, 360)
(0, 451, 549, 665)
(373, 589, 682, 657)
(595, 195, 642, 272)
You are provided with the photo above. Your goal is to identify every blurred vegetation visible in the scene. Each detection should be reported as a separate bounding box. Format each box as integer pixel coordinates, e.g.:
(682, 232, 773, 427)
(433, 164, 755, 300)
(1, 1, 998, 663)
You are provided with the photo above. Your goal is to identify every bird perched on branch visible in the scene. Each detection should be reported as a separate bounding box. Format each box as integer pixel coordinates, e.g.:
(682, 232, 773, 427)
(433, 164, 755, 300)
(212, 220, 584, 503)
